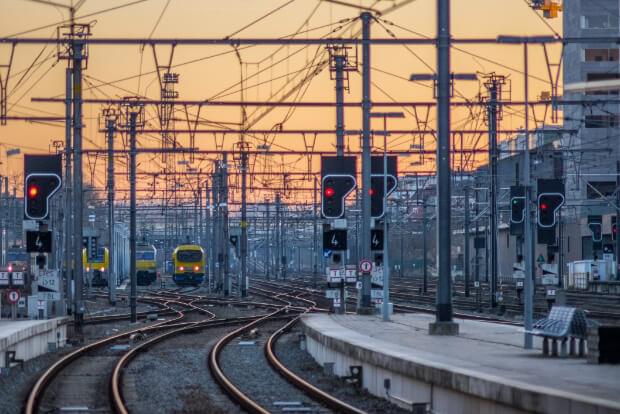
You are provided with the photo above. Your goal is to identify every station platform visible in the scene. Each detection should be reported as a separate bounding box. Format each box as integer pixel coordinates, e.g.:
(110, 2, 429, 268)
(301, 313, 620, 414)
(0, 317, 68, 369)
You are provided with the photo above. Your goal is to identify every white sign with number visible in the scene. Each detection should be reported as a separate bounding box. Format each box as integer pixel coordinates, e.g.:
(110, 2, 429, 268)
(38, 291, 60, 301)
(345, 269, 357, 283)
(327, 268, 342, 283)
(371, 267, 383, 287)
(12, 272, 25, 286)
(38, 271, 60, 292)
(0, 272, 8, 286)
(371, 289, 383, 299)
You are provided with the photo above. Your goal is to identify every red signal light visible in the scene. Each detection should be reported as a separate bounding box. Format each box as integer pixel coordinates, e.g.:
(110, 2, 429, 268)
(324, 187, 335, 197)
(28, 184, 39, 199)
(369, 188, 375, 196)
(540, 202, 548, 211)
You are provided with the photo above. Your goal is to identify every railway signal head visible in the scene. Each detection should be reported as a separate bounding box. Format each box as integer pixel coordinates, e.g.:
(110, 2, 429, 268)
(24, 173, 62, 220)
(613, 222, 617, 241)
(370, 175, 397, 218)
(537, 193, 564, 227)
(588, 222, 602, 242)
(321, 175, 356, 219)
(510, 196, 526, 224)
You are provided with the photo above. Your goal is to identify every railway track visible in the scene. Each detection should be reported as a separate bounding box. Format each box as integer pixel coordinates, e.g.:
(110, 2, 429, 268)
(209, 286, 368, 413)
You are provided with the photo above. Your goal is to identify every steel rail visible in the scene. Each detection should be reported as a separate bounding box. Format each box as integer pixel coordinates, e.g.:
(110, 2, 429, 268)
(24, 305, 187, 414)
(110, 315, 270, 414)
(208, 308, 291, 414)
(265, 317, 367, 414)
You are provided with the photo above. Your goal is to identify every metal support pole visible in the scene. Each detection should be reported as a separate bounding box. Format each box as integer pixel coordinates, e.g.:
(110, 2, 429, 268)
(359, 11, 373, 313)
(431, 0, 457, 332)
(240, 149, 248, 297)
(422, 198, 428, 293)
(72, 41, 84, 331)
(64, 66, 72, 315)
(335, 54, 345, 157)
(488, 80, 499, 308)
(313, 177, 318, 288)
(222, 153, 230, 296)
(523, 43, 534, 349)
(265, 200, 270, 280)
(464, 185, 470, 297)
(106, 118, 116, 305)
(382, 125, 390, 321)
(205, 181, 212, 292)
(275, 193, 281, 280)
(212, 167, 220, 291)
(129, 110, 137, 323)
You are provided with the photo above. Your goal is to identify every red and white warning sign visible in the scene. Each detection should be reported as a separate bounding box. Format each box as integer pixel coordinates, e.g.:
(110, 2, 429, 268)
(359, 259, 373, 274)
(6, 289, 20, 304)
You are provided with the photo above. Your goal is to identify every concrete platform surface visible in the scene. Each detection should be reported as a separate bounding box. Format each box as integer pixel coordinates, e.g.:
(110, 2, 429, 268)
(301, 313, 620, 414)
(0, 317, 68, 368)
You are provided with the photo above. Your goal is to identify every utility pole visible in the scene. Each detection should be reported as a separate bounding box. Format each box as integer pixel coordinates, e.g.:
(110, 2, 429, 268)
(126, 103, 142, 323)
(64, 66, 72, 315)
(72, 37, 85, 332)
(212, 166, 220, 292)
(464, 185, 470, 297)
(422, 197, 428, 293)
(205, 180, 212, 292)
(430, 0, 458, 334)
(240, 144, 248, 297)
(265, 199, 270, 280)
(359, 11, 373, 313)
(275, 193, 281, 280)
(222, 153, 230, 296)
(486, 76, 501, 308)
(105, 111, 117, 305)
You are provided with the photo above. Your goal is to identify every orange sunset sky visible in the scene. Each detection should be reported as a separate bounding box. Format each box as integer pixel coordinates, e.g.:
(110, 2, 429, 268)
(0, 0, 564, 205)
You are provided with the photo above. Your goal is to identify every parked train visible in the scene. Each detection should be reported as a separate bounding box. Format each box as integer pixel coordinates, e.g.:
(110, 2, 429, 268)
(83, 247, 110, 287)
(172, 244, 206, 286)
(137, 243, 157, 285)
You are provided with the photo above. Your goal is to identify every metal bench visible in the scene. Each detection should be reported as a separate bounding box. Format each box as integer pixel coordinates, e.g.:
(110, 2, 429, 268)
(529, 306, 590, 357)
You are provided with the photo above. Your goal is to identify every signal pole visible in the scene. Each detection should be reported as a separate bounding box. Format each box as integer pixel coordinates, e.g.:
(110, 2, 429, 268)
(523, 42, 534, 349)
(359, 11, 373, 313)
(313, 177, 318, 288)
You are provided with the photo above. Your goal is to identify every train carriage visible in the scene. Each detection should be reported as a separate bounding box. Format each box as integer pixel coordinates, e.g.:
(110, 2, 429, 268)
(172, 244, 206, 286)
(136, 243, 157, 285)
(83, 247, 110, 287)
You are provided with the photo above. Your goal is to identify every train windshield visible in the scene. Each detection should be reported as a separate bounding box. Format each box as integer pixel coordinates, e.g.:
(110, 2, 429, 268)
(138, 251, 155, 260)
(177, 250, 202, 262)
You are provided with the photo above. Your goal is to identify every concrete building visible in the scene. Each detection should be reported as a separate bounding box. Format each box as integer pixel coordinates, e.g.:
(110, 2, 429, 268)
(563, 0, 620, 258)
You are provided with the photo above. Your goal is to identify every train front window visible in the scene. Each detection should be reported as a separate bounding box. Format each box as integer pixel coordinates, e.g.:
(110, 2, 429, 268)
(177, 250, 202, 262)
(138, 252, 155, 260)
